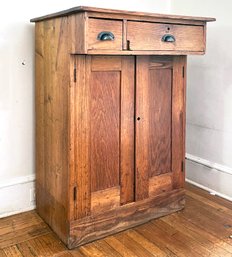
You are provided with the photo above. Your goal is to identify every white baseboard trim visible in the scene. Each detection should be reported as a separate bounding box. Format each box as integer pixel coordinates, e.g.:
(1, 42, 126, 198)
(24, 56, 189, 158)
(186, 153, 232, 176)
(0, 174, 36, 189)
(185, 154, 232, 202)
(0, 174, 36, 218)
(185, 178, 232, 202)
(0, 206, 36, 219)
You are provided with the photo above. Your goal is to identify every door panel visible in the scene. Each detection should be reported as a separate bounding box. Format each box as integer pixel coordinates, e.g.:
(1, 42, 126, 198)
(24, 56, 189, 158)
(148, 68, 172, 177)
(72, 55, 135, 219)
(136, 56, 186, 201)
(90, 71, 120, 192)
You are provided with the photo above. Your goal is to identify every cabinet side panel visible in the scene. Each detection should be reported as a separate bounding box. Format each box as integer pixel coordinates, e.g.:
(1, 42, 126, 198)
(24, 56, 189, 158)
(35, 17, 70, 243)
(35, 21, 45, 218)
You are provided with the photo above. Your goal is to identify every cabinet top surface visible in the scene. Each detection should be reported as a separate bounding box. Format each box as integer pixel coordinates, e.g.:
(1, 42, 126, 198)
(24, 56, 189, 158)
(30, 6, 216, 22)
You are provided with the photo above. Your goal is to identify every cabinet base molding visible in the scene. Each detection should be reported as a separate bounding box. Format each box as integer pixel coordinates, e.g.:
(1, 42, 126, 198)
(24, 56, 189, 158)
(68, 189, 185, 248)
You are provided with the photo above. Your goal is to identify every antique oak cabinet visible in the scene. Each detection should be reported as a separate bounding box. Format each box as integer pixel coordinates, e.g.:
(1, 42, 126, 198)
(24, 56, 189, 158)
(31, 6, 215, 248)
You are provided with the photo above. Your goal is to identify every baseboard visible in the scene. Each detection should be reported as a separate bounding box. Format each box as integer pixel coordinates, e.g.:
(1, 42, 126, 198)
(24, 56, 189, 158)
(185, 179, 232, 202)
(185, 155, 232, 202)
(186, 153, 232, 176)
(0, 174, 36, 218)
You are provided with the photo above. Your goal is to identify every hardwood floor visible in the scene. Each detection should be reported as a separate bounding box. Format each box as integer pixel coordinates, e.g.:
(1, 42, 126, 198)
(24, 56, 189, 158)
(0, 183, 232, 257)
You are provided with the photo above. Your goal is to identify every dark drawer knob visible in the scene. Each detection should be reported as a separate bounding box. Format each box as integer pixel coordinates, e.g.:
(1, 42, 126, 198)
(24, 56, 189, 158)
(161, 34, 176, 42)
(97, 31, 115, 41)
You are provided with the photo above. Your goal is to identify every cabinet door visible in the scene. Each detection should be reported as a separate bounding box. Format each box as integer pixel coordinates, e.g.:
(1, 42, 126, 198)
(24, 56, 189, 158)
(70, 56, 135, 220)
(135, 56, 186, 201)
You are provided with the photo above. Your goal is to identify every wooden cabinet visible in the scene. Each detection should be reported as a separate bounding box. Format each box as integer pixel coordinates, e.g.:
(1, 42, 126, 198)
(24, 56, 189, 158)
(31, 6, 215, 249)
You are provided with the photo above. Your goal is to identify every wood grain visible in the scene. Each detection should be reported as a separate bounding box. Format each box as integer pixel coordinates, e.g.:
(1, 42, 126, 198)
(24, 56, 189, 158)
(135, 56, 178, 201)
(90, 70, 120, 191)
(172, 56, 186, 189)
(0, 250, 6, 257)
(126, 230, 166, 256)
(87, 49, 206, 55)
(35, 17, 70, 243)
(32, 6, 212, 250)
(135, 56, 150, 201)
(69, 13, 87, 54)
(69, 189, 184, 247)
(149, 173, 172, 197)
(32, 7, 214, 56)
(127, 21, 205, 52)
(3, 246, 23, 257)
(152, 219, 213, 257)
(30, 6, 216, 23)
(88, 18, 122, 50)
(91, 56, 122, 71)
(68, 56, 76, 221)
(162, 213, 232, 256)
(114, 232, 155, 257)
(91, 241, 122, 257)
(148, 67, 172, 176)
(104, 236, 137, 257)
(1, 184, 231, 256)
(73, 55, 135, 218)
(74, 55, 91, 219)
(0, 211, 50, 249)
(15, 234, 66, 257)
(120, 56, 135, 205)
(79, 243, 107, 257)
(91, 187, 120, 214)
(87, 11, 207, 26)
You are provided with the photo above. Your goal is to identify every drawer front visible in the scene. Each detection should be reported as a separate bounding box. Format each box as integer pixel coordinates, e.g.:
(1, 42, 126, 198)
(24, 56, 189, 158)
(127, 21, 205, 52)
(88, 19, 123, 50)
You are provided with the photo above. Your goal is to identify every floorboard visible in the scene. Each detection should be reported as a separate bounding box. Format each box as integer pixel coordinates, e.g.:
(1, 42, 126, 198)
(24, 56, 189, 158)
(0, 183, 231, 256)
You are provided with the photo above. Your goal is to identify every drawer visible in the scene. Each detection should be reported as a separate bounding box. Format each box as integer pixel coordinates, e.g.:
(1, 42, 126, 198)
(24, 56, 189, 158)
(88, 18, 123, 50)
(127, 21, 205, 52)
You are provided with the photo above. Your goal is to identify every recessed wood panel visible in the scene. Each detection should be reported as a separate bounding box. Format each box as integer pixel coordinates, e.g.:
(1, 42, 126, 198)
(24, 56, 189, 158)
(91, 186, 120, 214)
(148, 68, 172, 177)
(149, 173, 172, 197)
(90, 71, 120, 192)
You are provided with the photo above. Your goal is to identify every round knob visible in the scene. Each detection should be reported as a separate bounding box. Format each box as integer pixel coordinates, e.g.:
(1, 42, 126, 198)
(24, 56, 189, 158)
(137, 117, 141, 121)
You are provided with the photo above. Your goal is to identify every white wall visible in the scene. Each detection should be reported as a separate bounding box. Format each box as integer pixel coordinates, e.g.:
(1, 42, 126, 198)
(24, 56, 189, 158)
(0, 0, 171, 217)
(171, 0, 232, 200)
